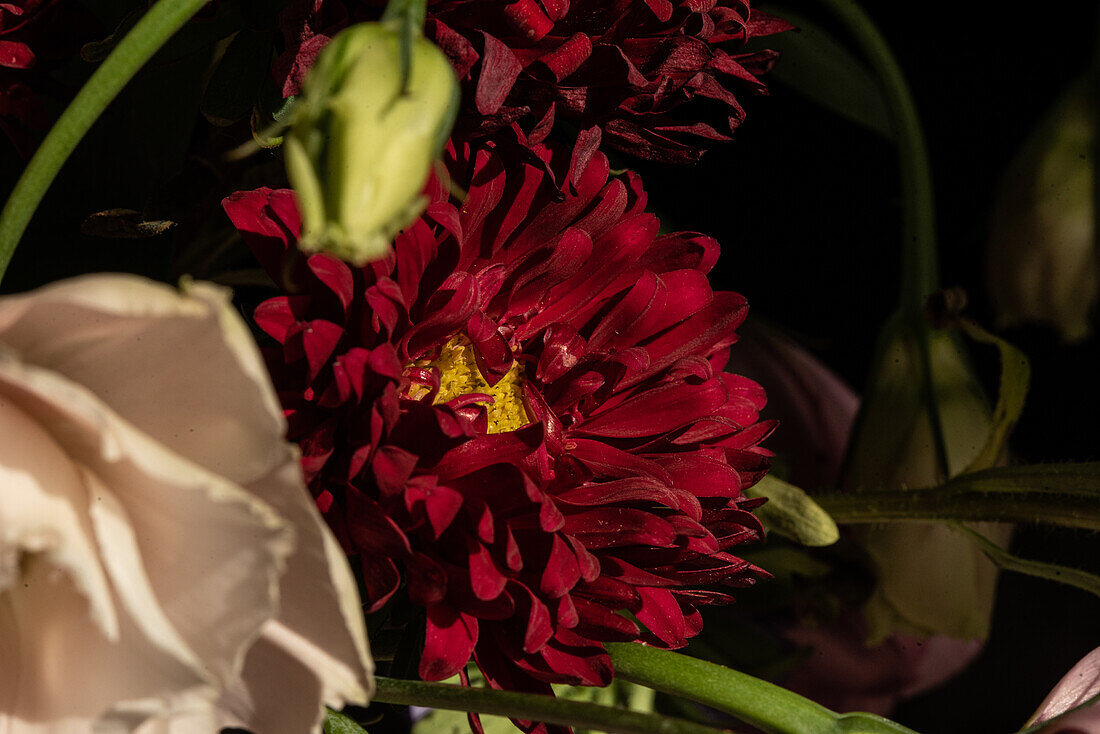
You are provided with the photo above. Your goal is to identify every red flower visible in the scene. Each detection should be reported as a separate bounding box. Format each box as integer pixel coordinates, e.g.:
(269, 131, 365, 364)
(275, 0, 792, 164)
(0, 0, 97, 156)
(223, 139, 772, 708)
(0, 0, 51, 155)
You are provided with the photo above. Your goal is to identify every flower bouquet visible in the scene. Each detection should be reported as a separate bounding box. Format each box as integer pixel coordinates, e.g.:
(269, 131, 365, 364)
(2, 1, 1099, 733)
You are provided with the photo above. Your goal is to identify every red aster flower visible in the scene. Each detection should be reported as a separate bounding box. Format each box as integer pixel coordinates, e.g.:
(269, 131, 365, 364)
(275, 1, 792, 164)
(0, 0, 97, 156)
(223, 139, 773, 707)
(0, 0, 51, 155)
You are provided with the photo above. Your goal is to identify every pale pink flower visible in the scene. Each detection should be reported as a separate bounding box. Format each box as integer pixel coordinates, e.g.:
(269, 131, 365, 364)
(1031, 646, 1100, 733)
(0, 274, 373, 734)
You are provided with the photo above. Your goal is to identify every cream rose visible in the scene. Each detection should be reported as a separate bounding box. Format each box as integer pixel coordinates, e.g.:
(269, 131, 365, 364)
(0, 274, 373, 733)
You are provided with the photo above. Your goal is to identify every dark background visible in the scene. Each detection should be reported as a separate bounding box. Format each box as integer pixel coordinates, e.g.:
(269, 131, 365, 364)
(637, 4, 1100, 732)
(2, 2, 1098, 732)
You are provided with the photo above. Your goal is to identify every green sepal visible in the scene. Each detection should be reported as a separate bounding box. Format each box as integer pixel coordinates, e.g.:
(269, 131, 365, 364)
(953, 522, 1100, 601)
(956, 318, 1031, 473)
(746, 475, 840, 547)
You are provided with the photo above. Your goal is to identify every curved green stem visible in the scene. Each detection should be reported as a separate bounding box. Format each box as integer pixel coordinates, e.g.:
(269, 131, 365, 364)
(816, 0, 951, 482)
(606, 644, 919, 734)
(0, 0, 211, 284)
(607, 642, 837, 734)
(371, 676, 723, 734)
(814, 0, 937, 314)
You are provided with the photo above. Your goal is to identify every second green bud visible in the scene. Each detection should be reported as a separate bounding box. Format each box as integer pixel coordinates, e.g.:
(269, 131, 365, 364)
(285, 22, 459, 265)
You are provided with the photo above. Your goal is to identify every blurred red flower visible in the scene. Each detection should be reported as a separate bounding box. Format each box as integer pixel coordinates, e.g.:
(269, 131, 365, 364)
(0, 0, 98, 156)
(0, 0, 52, 156)
(275, 0, 791, 165)
(223, 139, 773, 712)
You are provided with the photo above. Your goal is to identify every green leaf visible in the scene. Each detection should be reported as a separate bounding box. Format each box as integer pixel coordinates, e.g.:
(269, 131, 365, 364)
(745, 475, 840, 547)
(201, 29, 275, 126)
(953, 523, 1100, 601)
(324, 708, 369, 734)
(759, 6, 893, 140)
(957, 319, 1031, 473)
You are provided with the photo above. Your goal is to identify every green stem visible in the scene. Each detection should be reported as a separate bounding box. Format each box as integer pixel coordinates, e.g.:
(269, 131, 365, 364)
(607, 644, 918, 734)
(815, 0, 952, 483)
(814, 0, 936, 314)
(381, 0, 428, 24)
(816, 462, 1100, 530)
(0, 0, 211, 284)
(381, 0, 428, 90)
(607, 642, 837, 734)
(371, 676, 724, 734)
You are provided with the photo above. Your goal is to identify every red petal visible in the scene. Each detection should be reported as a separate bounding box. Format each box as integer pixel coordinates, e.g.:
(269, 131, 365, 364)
(572, 597, 639, 641)
(468, 540, 509, 601)
(405, 478, 464, 538)
(372, 445, 418, 496)
(533, 33, 591, 82)
(433, 426, 543, 481)
(635, 586, 687, 647)
(360, 556, 400, 613)
(563, 507, 677, 548)
(539, 534, 581, 598)
(475, 31, 523, 114)
(421, 605, 479, 680)
(504, 0, 553, 41)
(466, 311, 512, 385)
(0, 39, 34, 69)
(307, 253, 354, 312)
(407, 552, 448, 605)
(579, 379, 729, 438)
(253, 297, 297, 343)
(512, 582, 554, 654)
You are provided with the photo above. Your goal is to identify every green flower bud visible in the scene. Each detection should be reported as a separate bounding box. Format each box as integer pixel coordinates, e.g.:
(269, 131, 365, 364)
(284, 22, 459, 265)
(987, 77, 1095, 342)
(843, 317, 1012, 643)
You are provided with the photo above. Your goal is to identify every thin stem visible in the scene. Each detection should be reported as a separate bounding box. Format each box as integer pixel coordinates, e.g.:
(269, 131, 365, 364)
(372, 676, 726, 734)
(0, 0, 211, 284)
(813, 0, 937, 314)
(381, 0, 429, 91)
(816, 462, 1100, 531)
(814, 0, 951, 483)
(381, 0, 428, 24)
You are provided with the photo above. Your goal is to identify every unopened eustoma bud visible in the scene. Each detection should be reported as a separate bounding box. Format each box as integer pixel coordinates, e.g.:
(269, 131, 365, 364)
(843, 317, 1012, 643)
(284, 22, 459, 265)
(987, 77, 1095, 342)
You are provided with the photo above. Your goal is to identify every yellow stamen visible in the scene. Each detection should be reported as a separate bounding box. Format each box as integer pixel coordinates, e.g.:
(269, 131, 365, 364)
(409, 335, 531, 434)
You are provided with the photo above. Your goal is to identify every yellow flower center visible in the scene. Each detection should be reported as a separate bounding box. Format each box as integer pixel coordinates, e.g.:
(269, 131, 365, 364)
(408, 335, 531, 434)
